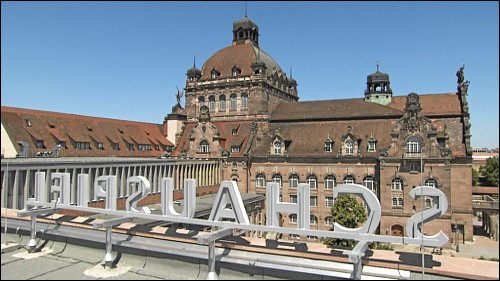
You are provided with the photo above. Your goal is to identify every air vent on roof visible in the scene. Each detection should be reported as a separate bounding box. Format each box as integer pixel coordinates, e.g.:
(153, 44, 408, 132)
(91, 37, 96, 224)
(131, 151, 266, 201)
(87, 126, 93, 132)
(118, 128, 124, 134)
(25, 119, 32, 127)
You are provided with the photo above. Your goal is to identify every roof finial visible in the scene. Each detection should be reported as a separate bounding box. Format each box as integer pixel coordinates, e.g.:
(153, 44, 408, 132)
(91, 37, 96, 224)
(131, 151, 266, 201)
(245, 1, 247, 17)
(376, 61, 380, 72)
(290, 67, 293, 78)
(193, 55, 196, 68)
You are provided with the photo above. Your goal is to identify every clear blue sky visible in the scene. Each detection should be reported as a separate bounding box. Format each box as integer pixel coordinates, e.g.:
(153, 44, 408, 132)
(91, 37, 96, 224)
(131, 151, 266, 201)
(2, 1, 498, 149)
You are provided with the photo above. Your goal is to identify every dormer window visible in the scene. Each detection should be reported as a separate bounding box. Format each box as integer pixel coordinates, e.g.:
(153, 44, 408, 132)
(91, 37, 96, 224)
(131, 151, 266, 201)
(273, 140, 282, 154)
(368, 136, 377, 152)
(344, 139, 354, 155)
(211, 68, 220, 79)
(200, 140, 209, 153)
(35, 140, 45, 149)
(231, 66, 241, 77)
(324, 136, 333, 152)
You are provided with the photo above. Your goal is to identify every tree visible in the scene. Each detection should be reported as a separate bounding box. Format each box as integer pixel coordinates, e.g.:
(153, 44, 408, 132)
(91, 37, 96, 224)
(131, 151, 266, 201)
(479, 157, 499, 187)
(472, 168, 479, 186)
(323, 194, 367, 247)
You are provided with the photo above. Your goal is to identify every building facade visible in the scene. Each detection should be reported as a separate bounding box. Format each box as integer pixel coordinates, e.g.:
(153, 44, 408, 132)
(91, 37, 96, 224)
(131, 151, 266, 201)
(171, 15, 474, 243)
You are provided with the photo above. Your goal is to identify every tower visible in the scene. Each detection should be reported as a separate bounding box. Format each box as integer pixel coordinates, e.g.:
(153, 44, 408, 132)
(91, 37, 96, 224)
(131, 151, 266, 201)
(364, 62, 393, 105)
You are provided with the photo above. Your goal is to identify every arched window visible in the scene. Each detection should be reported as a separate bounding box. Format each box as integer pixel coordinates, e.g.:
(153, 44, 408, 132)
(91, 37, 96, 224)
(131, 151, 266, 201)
(425, 178, 438, 188)
(241, 93, 248, 110)
(230, 94, 237, 111)
(343, 175, 355, 184)
(325, 175, 336, 189)
(392, 197, 398, 206)
(272, 174, 282, 188)
(208, 95, 216, 112)
(391, 178, 403, 191)
(198, 96, 205, 107)
(306, 175, 317, 189)
(289, 174, 299, 189)
(219, 95, 226, 112)
(324, 216, 333, 226)
(310, 215, 318, 225)
(256, 174, 266, 188)
(363, 176, 376, 193)
(199, 140, 209, 153)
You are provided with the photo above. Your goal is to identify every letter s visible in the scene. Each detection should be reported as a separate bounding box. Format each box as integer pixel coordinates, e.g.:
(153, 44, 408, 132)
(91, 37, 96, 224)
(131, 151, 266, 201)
(406, 186, 449, 246)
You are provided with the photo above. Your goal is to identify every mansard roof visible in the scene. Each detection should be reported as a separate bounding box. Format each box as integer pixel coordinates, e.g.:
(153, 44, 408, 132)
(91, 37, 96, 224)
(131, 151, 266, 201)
(1, 106, 172, 157)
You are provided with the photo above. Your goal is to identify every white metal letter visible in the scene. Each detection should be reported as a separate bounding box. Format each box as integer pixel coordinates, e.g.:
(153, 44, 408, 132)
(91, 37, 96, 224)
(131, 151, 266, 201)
(208, 180, 249, 224)
(406, 186, 449, 246)
(126, 176, 151, 214)
(94, 176, 117, 210)
(160, 178, 196, 218)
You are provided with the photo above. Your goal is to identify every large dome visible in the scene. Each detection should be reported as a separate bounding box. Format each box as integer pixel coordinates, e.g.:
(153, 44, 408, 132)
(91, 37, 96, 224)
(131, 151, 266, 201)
(200, 44, 282, 80)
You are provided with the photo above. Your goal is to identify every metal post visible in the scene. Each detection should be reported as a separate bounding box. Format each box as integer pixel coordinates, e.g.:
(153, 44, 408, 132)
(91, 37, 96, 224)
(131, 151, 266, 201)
(206, 241, 218, 280)
(420, 147, 425, 279)
(27, 215, 38, 251)
(102, 226, 114, 267)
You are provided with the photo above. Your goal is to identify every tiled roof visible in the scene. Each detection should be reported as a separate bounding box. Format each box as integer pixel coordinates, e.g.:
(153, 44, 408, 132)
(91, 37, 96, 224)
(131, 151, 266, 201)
(249, 93, 466, 158)
(172, 120, 254, 157)
(388, 93, 462, 115)
(200, 43, 281, 80)
(271, 98, 404, 121)
(1, 106, 173, 157)
(271, 93, 462, 121)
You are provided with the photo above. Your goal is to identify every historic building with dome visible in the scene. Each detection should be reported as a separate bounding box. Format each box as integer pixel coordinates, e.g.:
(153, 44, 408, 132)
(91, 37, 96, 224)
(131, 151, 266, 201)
(1, 14, 475, 245)
(169, 15, 474, 243)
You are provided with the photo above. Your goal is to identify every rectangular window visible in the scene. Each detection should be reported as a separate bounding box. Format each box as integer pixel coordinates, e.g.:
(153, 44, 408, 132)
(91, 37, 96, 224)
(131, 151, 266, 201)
(113, 143, 120, 150)
(310, 196, 317, 207)
(289, 194, 297, 203)
(97, 142, 104, 150)
(231, 145, 240, 153)
(368, 141, 376, 152)
(138, 144, 152, 151)
(76, 142, 90, 150)
(325, 196, 334, 207)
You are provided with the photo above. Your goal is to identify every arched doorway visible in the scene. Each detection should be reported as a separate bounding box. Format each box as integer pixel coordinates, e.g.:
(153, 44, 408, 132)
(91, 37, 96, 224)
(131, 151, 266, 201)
(391, 224, 404, 237)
